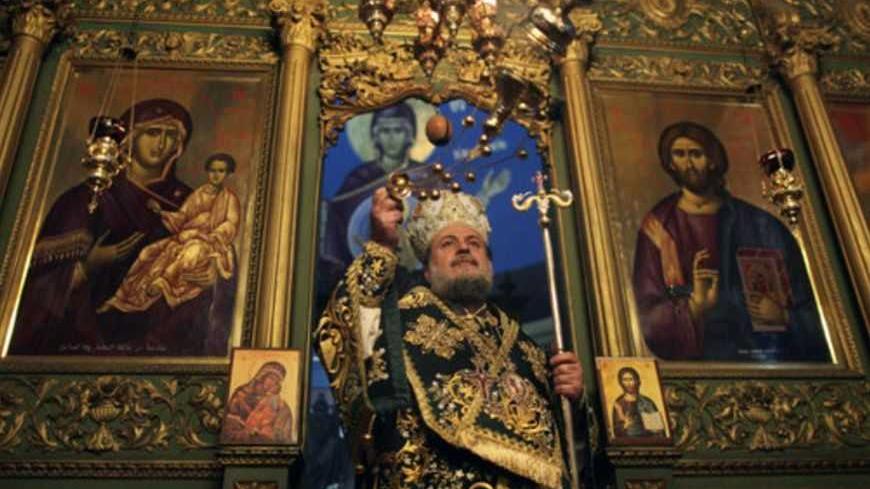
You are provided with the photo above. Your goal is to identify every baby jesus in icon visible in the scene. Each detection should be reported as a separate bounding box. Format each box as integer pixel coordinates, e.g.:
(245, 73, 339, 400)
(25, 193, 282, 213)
(101, 153, 241, 313)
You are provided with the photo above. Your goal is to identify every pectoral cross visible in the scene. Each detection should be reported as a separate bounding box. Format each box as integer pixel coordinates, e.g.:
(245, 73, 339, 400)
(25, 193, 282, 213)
(513, 171, 582, 489)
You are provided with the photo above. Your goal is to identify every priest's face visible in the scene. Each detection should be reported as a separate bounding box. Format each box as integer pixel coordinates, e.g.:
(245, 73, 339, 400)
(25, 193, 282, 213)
(669, 136, 716, 194)
(425, 224, 493, 305)
(133, 120, 182, 170)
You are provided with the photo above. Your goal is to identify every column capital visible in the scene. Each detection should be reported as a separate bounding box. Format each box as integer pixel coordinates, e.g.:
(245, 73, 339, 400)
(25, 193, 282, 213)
(752, 0, 838, 80)
(269, 0, 326, 53)
(569, 9, 602, 45)
(9, 1, 72, 46)
(559, 10, 600, 66)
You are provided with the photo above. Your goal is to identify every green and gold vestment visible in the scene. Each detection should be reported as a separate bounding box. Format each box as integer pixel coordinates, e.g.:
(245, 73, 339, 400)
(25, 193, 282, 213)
(315, 242, 567, 489)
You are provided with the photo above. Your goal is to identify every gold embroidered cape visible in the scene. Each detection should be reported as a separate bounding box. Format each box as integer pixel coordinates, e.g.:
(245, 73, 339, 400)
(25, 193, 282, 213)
(315, 242, 566, 489)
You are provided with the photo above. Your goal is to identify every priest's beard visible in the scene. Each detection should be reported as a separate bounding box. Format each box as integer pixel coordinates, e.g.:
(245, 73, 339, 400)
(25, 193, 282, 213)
(428, 270, 493, 308)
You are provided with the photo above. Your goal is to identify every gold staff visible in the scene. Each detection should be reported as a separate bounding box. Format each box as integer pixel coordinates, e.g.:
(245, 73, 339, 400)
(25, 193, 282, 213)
(512, 171, 581, 489)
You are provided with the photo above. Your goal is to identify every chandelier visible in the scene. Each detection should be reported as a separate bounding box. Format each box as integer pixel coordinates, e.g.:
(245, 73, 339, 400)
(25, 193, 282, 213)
(361, 1, 589, 63)
(360, 1, 591, 86)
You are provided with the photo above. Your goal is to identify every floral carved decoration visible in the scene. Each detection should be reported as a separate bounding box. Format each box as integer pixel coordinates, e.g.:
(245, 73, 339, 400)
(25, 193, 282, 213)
(625, 480, 666, 489)
(665, 380, 870, 452)
(69, 29, 278, 63)
(318, 29, 550, 151)
(32, 376, 175, 452)
(71, 0, 270, 24)
(593, 0, 762, 49)
(0, 380, 28, 452)
(0, 375, 225, 454)
(778, 0, 870, 55)
(588, 54, 764, 89)
(820, 68, 870, 95)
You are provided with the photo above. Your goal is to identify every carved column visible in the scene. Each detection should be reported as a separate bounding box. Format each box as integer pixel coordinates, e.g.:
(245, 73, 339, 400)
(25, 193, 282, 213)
(558, 15, 633, 356)
(253, 1, 323, 348)
(760, 9, 870, 324)
(0, 3, 63, 205)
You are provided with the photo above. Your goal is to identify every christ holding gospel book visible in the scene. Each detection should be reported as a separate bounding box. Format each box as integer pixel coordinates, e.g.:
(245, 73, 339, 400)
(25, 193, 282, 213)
(632, 121, 830, 363)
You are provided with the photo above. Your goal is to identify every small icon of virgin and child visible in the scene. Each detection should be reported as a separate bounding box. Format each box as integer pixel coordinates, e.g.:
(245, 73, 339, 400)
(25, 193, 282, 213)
(10, 98, 242, 356)
(221, 356, 298, 445)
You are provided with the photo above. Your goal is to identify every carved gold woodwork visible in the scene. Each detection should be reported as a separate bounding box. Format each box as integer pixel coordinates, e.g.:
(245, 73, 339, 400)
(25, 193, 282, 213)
(217, 445, 300, 466)
(821, 68, 870, 96)
(835, 0, 870, 45)
(592, 0, 762, 49)
(10, 3, 64, 45)
(777, 0, 870, 54)
(674, 457, 870, 475)
(25, 376, 226, 453)
(638, 0, 691, 29)
(756, 0, 870, 331)
(753, 0, 839, 78)
(0, 460, 222, 478)
(625, 481, 667, 489)
(72, 0, 271, 25)
(0, 380, 26, 452)
(177, 381, 226, 450)
(234, 482, 279, 489)
(271, 0, 326, 53)
(666, 380, 870, 452)
(317, 28, 551, 151)
(0, 1, 69, 212)
(68, 30, 278, 62)
(252, 0, 325, 348)
(588, 54, 764, 89)
(0, 375, 225, 454)
(0, 375, 225, 455)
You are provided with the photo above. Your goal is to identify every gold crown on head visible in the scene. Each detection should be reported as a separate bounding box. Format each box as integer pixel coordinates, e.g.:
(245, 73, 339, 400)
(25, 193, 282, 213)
(407, 192, 491, 262)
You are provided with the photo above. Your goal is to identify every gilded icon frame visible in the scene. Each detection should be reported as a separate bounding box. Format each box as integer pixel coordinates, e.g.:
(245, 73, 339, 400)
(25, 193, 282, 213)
(595, 356, 672, 446)
(221, 348, 303, 446)
(819, 68, 870, 336)
(0, 40, 278, 370)
(574, 56, 862, 377)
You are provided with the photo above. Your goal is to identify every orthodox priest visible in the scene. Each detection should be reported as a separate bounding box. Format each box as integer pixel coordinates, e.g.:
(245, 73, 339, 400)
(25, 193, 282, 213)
(315, 187, 584, 489)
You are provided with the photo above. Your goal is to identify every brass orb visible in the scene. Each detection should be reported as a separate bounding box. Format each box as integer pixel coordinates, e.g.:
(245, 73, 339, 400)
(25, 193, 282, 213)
(465, 171, 476, 182)
(481, 145, 493, 156)
(450, 181, 462, 192)
(425, 114, 453, 146)
(418, 189, 429, 200)
(462, 115, 475, 127)
(479, 133, 490, 144)
(442, 172, 453, 183)
(517, 148, 529, 159)
(430, 188, 441, 200)
(432, 162, 444, 173)
(387, 172, 413, 200)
